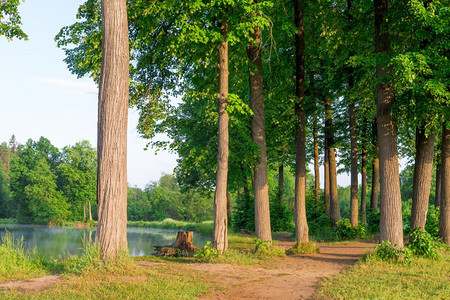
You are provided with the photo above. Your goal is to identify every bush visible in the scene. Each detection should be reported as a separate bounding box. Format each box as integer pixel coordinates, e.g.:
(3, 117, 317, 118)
(366, 211, 380, 234)
(334, 218, 366, 240)
(374, 241, 412, 264)
(286, 242, 319, 255)
(195, 241, 220, 260)
(408, 227, 441, 259)
(425, 207, 440, 239)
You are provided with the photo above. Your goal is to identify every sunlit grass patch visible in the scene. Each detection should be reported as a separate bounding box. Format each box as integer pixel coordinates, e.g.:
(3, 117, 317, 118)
(1, 263, 210, 300)
(0, 231, 47, 282)
(316, 250, 450, 299)
(286, 242, 319, 255)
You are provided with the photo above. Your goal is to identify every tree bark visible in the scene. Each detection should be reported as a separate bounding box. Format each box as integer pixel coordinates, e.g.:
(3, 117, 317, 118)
(213, 17, 229, 253)
(324, 137, 330, 214)
(371, 118, 379, 212)
(294, 0, 309, 244)
(410, 126, 435, 231)
(278, 164, 284, 204)
(325, 97, 340, 226)
(435, 159, 441, 207)
(313, 115, 320, 203)
(439, 123, 450, 245)
(247, 11, 272, 242)
(97, 0, 129, 259)
(374, 0, 403, 248)
(83, 203, 86, 220)
(349, 101, 358, 227)
(361, 119, 368, 223)
(347, 0, 358, 228)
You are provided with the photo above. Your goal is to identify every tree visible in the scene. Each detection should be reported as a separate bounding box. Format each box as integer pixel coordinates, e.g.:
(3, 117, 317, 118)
(374, 0, 403, 248)
(213, 8, 230, 253)
(439, 123, 449, 245)
(247, 1, 272, 243)
(293, 0, 308, 244)
(96, 0, 129, 259)
(57, 140, 97, 221)
(410, 128, 435, 231)
(0, 0, 27, 40)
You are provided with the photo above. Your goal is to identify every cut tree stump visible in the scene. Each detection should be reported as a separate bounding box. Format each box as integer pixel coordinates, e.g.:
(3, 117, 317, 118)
(154, 231, 201, 257)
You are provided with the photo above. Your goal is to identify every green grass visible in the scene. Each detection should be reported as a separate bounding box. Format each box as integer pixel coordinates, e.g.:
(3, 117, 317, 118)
(286, 242, 319, 255)
(0, 232, 47, 282)
(127, 218, 213, 235)
(0, 263, 210, 300)
(316, 250, 450, 299)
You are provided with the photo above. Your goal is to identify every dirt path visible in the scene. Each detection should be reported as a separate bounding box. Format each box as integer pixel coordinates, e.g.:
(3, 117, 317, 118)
(191, 241, 376, 300)
(0, 275, 60, 292)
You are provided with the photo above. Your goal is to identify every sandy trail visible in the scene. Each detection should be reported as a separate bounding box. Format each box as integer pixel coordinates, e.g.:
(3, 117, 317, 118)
(192, 241, 376, 300)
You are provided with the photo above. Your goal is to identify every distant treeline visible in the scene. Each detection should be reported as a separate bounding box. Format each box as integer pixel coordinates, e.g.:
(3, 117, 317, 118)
(0, 135, 215, 224)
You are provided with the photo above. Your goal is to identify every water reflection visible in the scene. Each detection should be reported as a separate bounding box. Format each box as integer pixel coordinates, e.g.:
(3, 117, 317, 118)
(0, 224, 210, 258)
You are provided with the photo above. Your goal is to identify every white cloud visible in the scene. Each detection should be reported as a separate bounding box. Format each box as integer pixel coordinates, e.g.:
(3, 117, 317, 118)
(35, 77, 98, 95)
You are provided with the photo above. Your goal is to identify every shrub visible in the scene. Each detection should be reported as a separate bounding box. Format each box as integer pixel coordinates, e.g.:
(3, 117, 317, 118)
(425, 207, 440, 239)
(195, 241, 220, 260)
(408, 227, 441, 259)
(366, 211, 380, 234)
(374, 241, 412, 264)
(334, 218, 366, 240)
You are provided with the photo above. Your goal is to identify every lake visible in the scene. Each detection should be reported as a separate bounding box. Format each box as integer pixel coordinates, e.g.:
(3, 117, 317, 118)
(0, 224, 211, 258)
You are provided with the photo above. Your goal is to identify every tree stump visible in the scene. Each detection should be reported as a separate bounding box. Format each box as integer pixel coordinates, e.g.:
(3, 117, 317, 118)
(154, 231, 201, 257)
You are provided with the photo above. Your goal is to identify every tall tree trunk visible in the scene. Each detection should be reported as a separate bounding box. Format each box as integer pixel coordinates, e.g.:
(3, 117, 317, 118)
(374, 0, 403, 248)
(361, 119, 368, 224)
(324, 138, 330, 214)
(439, 123, 450, 245)
(247, 14, 272, 243)
(294, 0, 309, 244)
(371, 118, 379, 212)
(313, 115, 320, 202)
(410, 126, 435, 231)
(278, 164, 284, 204)
(347, 0, 358, 228)
(349, 102, 358, 227)
(213, 17, 229, 253)
(325, 97, 340, 226)
(435, 157, 441, 207)
(97, 0, 129, 259)
(83, 203, 86, 221)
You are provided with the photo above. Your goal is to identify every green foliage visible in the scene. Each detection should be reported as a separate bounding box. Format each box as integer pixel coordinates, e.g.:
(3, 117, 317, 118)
(57, 141, 97, 221)
(408, 227, 441, 259)
(334, 218, 367, 241)
(366, 211, 380, 234)
(305, 197, 334, 241)
(374, 241, 413, 264)
(425, 206, 440, 239)
(194, 241, 220, 260)
(0, 0, 28, 40)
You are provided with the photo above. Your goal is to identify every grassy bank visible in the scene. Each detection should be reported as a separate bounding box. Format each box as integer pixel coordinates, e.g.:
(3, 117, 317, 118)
(127, 219, 214, 236)
(0, 232, 47, 282)
(316, 250, 450, 299)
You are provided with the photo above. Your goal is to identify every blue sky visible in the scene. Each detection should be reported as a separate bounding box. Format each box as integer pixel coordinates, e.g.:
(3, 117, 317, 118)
(0, 0, 177, 188)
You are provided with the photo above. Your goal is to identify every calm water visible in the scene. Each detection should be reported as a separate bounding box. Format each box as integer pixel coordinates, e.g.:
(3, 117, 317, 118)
(0, 224, 210, 257)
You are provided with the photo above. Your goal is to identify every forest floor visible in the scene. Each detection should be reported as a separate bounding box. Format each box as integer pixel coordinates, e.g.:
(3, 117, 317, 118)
(0, 235, 376, 299)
